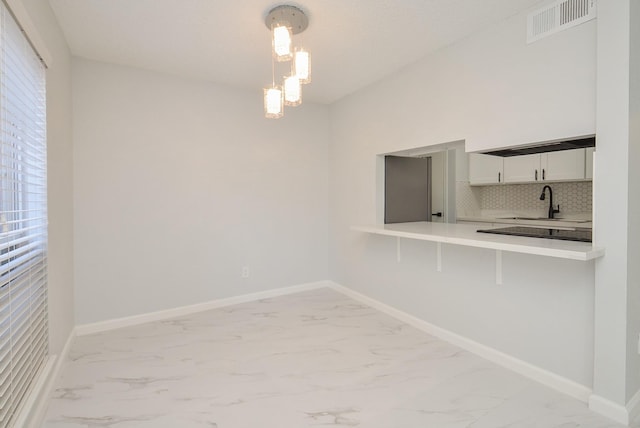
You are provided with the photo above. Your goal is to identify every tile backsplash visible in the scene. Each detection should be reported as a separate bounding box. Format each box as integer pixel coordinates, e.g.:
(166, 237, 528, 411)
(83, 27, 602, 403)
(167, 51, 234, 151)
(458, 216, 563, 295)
(456, 181, 482, 216)
(457, 181, 592, 216)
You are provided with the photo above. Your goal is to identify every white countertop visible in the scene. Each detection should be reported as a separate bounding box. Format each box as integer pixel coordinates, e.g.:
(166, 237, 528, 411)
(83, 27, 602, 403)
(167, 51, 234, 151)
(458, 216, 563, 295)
(351, 222, 604, 261)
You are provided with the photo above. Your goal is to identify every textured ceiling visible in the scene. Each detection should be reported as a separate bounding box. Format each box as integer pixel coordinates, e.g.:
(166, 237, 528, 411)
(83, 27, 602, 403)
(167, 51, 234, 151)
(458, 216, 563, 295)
(48, 0, 545, 104)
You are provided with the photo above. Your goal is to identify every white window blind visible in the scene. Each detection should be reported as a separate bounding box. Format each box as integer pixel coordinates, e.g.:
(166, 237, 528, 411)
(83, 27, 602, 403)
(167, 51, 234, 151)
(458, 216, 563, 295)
(0, 1, 48, 427)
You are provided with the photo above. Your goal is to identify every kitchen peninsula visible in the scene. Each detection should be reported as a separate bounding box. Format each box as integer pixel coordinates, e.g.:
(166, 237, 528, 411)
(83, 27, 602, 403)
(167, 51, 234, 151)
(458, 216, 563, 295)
(351, 220, 603, 300)
(351, 222, 603, 261)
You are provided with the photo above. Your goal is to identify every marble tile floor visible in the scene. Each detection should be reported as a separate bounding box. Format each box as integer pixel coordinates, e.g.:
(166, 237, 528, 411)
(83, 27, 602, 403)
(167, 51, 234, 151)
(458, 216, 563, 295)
(41, 288, 634, 427)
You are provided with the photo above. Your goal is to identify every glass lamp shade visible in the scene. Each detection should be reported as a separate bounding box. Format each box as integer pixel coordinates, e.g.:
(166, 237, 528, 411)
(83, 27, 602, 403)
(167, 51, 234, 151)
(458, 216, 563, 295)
(293, 49, 311, 84)
(264, 86, 284, 118)
(272, 25, 292, 62)
(283, 75, 302, 106)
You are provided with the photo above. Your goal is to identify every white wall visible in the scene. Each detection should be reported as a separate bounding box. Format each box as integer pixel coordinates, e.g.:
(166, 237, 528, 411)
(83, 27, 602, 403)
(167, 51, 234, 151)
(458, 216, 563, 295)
(627, 0, 640, 402)
(463, 12, 595, 151)
(72, 59, 329, 324)
(593, 0, 632, 407)
(21, 0, 74, 357)
(322, 6, 595, 156)
(329, 6, 597, 386)
(593, 0, 640, 409)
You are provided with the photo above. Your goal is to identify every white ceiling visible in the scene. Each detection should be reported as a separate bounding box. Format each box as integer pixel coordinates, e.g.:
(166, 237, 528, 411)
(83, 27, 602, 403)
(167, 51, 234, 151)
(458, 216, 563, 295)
(48, 0, 545, 104)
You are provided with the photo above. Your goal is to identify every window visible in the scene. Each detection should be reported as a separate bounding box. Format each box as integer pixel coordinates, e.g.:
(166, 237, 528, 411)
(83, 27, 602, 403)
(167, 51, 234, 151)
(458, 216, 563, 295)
(0, 2, 48, 427)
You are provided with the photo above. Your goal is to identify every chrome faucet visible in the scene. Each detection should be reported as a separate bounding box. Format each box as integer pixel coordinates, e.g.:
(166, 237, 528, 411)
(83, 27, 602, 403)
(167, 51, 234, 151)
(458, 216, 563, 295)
(539, 185, 560, 219)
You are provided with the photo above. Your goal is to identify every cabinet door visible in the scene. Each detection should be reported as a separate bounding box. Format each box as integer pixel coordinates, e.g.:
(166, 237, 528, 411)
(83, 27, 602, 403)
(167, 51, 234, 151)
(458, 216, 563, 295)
(503, 154, 540, 183)
(468, 153, 503, 185)
(585, 147, 595, 180)
(541, 148, 586, 181)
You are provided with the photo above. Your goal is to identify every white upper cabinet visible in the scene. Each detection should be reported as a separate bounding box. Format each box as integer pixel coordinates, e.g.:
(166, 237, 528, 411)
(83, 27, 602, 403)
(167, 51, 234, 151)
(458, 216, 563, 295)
(540, 148, 586, 181)
(503, 149, 587, 183)
(503, 154, 540, 183)
(468, 153, 503, 185)
(471, 148, 592, 185)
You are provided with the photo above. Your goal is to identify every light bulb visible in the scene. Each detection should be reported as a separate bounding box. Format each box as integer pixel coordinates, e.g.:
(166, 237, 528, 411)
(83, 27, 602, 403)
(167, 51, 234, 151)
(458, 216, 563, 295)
(272, 25, 292, 62)
(293, 49, 311, 84)
(264, 86, 283, 118)
(284, 75, 301, 106)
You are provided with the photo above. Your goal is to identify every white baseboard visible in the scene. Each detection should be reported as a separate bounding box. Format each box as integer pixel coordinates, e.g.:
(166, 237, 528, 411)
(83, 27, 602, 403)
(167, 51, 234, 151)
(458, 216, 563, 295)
(14, 328, 76, 428)
(12, 356, 56, 428)
(589, 394, 630, 425)
(327, 281, 593, 404)
(590, 388, 640, 426)
(626, 388, 640, 425)
(76, 281, 330, 336)
(625, 388, 640, 426)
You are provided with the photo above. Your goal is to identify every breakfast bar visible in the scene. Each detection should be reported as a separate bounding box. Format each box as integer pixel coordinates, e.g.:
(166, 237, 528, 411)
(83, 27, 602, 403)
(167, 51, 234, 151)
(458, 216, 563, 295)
(351, 222, 605, 284)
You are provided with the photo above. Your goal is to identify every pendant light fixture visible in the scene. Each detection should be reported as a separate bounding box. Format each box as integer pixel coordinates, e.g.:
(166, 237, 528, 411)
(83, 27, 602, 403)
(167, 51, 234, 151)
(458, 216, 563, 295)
(272, 25, 293, 61)
(264, 56, 284, 119)
(284, 74, 301, 106)
(264, 86, 283, 118)
(263, 5, 311, 119)
(293, 48, 311, 84)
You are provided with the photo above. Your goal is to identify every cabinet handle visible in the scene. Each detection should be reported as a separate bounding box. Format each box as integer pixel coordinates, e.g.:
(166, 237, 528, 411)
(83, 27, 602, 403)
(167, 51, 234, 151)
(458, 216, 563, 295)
(498, 172, 501, 183)
(535, 169, 538, 181)
(542, 169, 546, 180)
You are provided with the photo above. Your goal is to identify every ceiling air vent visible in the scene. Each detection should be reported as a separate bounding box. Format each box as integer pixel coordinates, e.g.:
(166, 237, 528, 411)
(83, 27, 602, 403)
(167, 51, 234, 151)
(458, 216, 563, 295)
(527, 0, 596, 43)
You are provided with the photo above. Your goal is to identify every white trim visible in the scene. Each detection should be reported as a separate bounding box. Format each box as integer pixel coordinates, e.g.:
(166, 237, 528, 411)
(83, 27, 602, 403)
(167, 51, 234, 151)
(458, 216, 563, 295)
(13, 328, 76, 428)
(626, 388, 640, 425)
(588, 394, 629, 425)
(28, 330, 76, 428)
(4, 0, 53, 67)
(11, 356, 55, 428)
(327, 281, 593, 403)
(76, 281, 330, 336)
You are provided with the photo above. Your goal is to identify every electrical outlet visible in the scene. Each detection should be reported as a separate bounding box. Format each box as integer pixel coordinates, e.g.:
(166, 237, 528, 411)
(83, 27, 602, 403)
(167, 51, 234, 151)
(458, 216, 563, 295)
(241, 266, 250, 278)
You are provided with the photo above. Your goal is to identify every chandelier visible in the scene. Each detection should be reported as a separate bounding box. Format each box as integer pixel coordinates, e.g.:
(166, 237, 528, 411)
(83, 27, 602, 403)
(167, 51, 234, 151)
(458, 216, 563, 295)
(263, 5, 311, 119)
